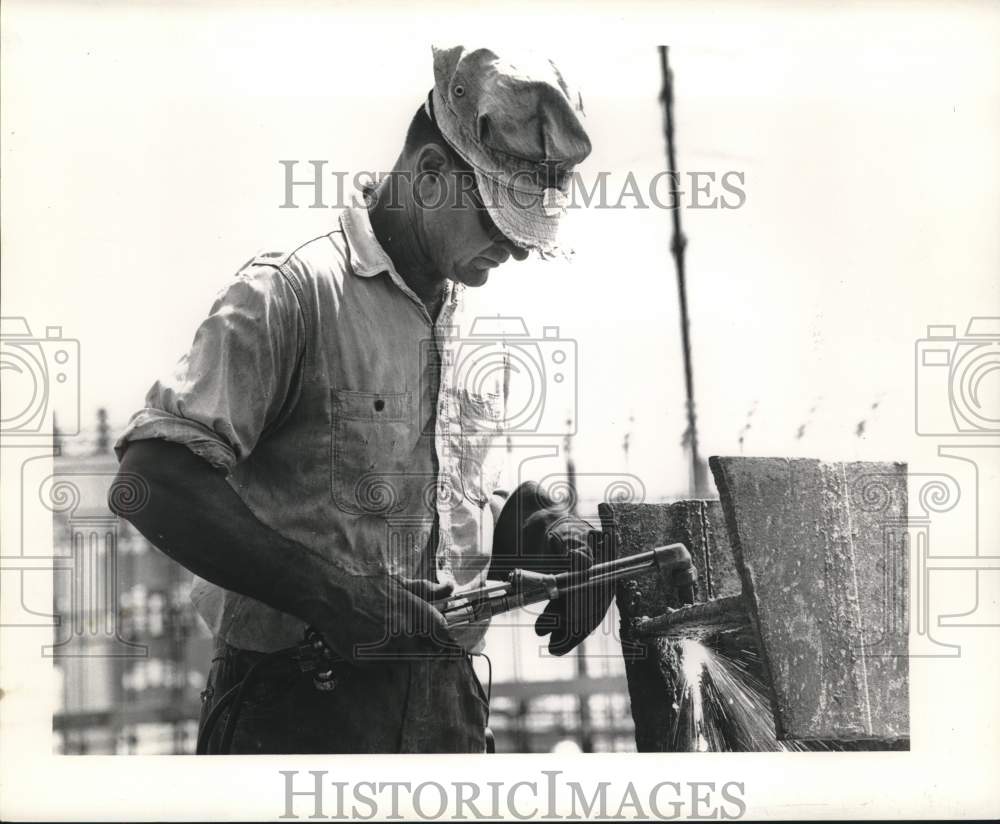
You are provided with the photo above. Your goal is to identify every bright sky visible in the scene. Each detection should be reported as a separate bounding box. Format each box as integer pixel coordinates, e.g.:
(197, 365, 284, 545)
(3, 2, 998, 502)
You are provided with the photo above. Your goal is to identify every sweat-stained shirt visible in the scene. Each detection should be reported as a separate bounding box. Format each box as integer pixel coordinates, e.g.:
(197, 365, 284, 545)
(115, 206, 510, 749)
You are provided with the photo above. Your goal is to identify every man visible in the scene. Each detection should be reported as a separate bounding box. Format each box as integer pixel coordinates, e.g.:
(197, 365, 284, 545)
(112, 45, 613, 754)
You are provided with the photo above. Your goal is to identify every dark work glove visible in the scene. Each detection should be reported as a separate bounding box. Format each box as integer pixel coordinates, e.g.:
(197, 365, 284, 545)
(491, 482, 616, 656)
(535, 526, 615, 656)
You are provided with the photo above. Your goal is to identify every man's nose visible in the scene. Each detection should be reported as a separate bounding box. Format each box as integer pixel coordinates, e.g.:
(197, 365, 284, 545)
(497, 240, 530, 263)
(507, 243, 531, 262)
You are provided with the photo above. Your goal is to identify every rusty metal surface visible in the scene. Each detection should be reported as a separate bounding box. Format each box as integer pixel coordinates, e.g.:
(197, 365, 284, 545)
(598, 500, 739, 621)
(621, 636, 686, 752)
(845, 463, 910, 738)
(634, 595, 749, 639)
(709, 456, 909, 743)
(598, 499, 748, 751)
(597, 502, 684, 750)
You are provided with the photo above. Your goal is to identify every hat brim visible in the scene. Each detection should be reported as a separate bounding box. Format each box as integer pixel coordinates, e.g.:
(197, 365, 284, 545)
(474, 169, 564, 255)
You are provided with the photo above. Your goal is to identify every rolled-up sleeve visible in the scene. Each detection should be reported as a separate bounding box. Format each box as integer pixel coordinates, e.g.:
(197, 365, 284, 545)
(115, 262, 304, 474)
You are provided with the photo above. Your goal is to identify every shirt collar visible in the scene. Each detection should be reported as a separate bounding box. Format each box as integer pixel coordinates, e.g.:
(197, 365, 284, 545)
(340, 204, 397, 279)
(339, 205, 464, 314)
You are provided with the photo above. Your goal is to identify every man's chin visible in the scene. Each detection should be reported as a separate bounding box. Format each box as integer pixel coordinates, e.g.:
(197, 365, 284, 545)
(457, 266, 491, 287)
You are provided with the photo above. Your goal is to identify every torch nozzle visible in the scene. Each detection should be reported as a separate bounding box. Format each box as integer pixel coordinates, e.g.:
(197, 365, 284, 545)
(651, 543, 698, 605)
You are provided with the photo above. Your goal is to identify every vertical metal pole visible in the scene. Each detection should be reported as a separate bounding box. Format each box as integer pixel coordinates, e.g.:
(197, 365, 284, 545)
(565, 420, 592, 751)
(659, 46, 709, 497)
(576, 649, 593, 752)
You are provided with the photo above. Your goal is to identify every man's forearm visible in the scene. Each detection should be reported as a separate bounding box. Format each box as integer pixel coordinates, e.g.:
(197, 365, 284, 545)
(113, 439, 345, 633)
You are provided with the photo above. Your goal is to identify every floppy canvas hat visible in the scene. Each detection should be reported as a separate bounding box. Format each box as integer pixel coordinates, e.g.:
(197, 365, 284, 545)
(428, 45, 592, 253)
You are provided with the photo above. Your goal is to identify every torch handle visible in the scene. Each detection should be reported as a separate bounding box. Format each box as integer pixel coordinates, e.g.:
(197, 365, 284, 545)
(439, 543, 696, 628)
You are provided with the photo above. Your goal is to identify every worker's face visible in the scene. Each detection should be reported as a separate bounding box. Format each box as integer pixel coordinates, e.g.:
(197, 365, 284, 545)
(414, 147, 530, 287)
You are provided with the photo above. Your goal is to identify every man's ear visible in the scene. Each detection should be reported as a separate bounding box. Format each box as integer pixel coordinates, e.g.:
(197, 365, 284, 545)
(414, 142, 450, 176)
(413, 142, 451, 209)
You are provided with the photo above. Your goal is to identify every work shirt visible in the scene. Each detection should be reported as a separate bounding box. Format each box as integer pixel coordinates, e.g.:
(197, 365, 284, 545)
(116, 206, 509, 749)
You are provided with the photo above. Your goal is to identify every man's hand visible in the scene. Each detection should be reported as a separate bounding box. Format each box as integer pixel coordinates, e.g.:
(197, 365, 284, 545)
(491, 481, 616, 655)
(115, 440, 462, 667)
(316, 572, 460, 665)
(396, 576, 454, 604)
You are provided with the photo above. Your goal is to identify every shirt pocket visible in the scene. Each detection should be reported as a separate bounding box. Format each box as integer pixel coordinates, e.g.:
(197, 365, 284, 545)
(331, 388, 415, 515)
(456, 389, 505, 508)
